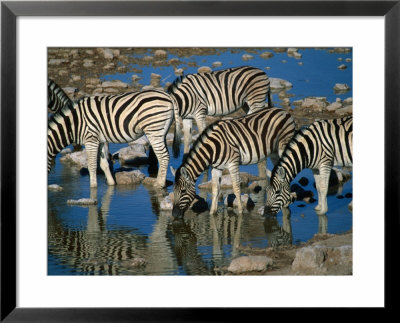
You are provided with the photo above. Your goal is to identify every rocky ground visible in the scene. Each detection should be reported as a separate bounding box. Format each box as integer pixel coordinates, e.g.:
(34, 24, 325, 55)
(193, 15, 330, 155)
(229, 231, 352, 275)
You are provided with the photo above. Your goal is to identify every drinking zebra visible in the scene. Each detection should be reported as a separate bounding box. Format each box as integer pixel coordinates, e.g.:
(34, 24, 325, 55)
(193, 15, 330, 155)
(48, 89, 180, 188)
(167, 66, 272, 156)
(264, 116, 353, 216)
(171, 107, 296, 218)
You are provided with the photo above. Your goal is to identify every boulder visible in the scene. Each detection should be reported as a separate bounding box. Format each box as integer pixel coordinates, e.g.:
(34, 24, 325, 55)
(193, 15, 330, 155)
(102, 48, 114, 60)
(114, 144, 147, 164)
(242, 54, 254, 61)
(269, 78, 293, 91)
(101, 80, 129, 89)
(212, 61, 222, 68)
(115, 170, 146, 185)
(197, 66, 212, 73)
(228, 256, 273, 273)
(154, 49, 167, 58)
(337, 64, 347, 70)
(333, 83, 350, 92)
(335, 106, 352, 115)
(60, 150, 87, 168)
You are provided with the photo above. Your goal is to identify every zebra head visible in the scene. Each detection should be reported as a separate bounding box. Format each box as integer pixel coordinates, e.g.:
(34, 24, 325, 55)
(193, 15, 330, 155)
(264, 166, 293, 217)
(172, 166, 196, 218)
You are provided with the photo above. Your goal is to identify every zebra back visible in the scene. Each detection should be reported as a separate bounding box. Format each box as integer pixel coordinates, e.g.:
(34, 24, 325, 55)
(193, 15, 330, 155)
(167, 66, 272, 118)
(48, 79, 74, 113)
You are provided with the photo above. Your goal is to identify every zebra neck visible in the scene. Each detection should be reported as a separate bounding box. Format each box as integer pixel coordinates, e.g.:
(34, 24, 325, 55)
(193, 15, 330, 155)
(48, 107, 76, 156)
(183, 157, 209, 183)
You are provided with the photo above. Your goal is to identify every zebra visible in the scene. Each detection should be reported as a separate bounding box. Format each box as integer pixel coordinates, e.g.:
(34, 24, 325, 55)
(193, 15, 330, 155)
(171, 107, 296, 218)
(48, 88, 180, 188)
(167, 66, 272, 157)
(48, 79, 74, 113)
(263, 116, 353, 216)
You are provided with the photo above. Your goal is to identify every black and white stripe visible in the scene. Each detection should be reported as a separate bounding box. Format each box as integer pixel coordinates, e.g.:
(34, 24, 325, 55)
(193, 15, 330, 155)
(264, 116, 353, 216)
(48, 79, 74, 113)
(172, 107, 296, 217)
(168, 66, 272, 156)
(48, 89, 178, 188)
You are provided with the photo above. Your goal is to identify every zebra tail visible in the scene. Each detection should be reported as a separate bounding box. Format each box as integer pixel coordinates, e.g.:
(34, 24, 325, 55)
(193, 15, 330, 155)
(171, 95, 183, 158)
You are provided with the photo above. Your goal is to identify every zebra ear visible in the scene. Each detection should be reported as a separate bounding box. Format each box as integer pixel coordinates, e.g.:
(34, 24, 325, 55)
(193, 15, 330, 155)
(276, 167, 286, 181)
(170, 166, 176, 177)
(180, 166, 189, 179)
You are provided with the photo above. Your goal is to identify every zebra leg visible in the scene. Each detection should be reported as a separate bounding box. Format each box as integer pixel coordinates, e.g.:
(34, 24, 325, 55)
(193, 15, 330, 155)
(147, 135, 169, 188)
(228, 162, 243, 214)
(183, 119, 192, 155)
(85, 140, 100, 188)
(99, 143, 115, 186)
(210, 168, 222, 214)
(313, 167, 331, 214)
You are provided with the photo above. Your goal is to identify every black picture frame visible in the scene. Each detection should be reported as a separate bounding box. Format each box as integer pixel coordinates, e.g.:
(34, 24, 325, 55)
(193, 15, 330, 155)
(1, 1, 398, 321)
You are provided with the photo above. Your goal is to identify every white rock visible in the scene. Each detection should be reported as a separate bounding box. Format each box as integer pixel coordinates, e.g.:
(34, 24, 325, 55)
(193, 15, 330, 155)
(212, 61, 222, 68)
(343, 97, 353, 105)
(197, 66, 212, 73)
(292, 246, 327, 274)
(130, 136, 149, 146)
(242, 54, 254, 61)
(160, 195, 173, 210)
(48, 184, 63, 191)
(48, 58, 69, 66)
(115, 170, 146, 185)
(228, 256, 273, 273)
(103, 48, 114, 60)
(260, 51, 274, 59)
(333, 83, 350, 92)
(337, 64, 347, 70)
(116, 144, 147, 163)
(326, 101, 343, 112)
(67, 198, 97, 206)
(335, 106, 352, 115)
(154, 49, 167, 58)
(60, 150, 87, 168)
(269, 78, 293, 90)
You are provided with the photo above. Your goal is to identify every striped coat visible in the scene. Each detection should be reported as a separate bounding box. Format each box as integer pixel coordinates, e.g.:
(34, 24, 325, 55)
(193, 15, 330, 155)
(172, 107, 296, 217)
(168, 66, 272, 156)
(48, 89, 179, 188)
(264, 116, 353, 216)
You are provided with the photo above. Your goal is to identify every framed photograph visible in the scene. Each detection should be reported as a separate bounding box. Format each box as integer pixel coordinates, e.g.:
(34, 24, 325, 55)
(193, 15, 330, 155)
(2, 0, 398, 321)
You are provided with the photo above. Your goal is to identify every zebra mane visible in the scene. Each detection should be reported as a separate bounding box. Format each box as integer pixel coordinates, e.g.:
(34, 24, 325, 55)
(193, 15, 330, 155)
(167, 74, 185, 94)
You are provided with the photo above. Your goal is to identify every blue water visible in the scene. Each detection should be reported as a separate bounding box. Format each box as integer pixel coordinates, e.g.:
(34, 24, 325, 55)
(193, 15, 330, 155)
(48, 48, 353, 275)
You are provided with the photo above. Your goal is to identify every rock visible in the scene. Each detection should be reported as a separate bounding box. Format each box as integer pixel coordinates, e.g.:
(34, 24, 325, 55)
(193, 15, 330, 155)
(150, 73, 162, 87)
(197, 66, 212, 73)
(343, 97, 353, 105)
(228, 256, 273, 273)
(335, 105, 352, 115)
(83, 59, 94, 68)
(174, 68, 184, 76)
(212, 61, 222, 68)
(115, 170, 146, 185)
(300, 97, 329, 111)
(333, 83, 350, 92)
(142, 177, 158, 186)
(160, 195, 173, 210)
(48, 184, 63, 191)
(198, 172, 261, 190)
(269, 78, 293, 91)
(62, 87, 78, 96)
(86, 78, 101, 86)
(103, 48, 114, 60)
(103, 63, 115, 70)
(48, 58, 69, 66)
(60, 147, 72, 155)
(131, 136, 149, 146)
(292, 246, 327, 274)
(60, 150, 87, 168)
(292, 244, 352, 275)
(345, 58, 352, 62)
(338, 64, 347, 70)
(101, 80, 129, 89)
(287, 48, 298, 54)
(67, 198, 97, 206)
(103, 88, 119, 94)
(326, 101, 343, 112)
(115, 144, 147, 164)
(332, 167, 351, 183)
(348, 201, 353, 212)
(131, 74, 141, 83)
(242, 54, 254, 61)
(260, 51, 274, 59)
(154, 49, 167, 58)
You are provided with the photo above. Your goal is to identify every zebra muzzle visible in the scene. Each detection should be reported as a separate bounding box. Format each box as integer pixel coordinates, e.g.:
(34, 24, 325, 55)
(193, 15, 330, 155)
(172, 206, 185, 218)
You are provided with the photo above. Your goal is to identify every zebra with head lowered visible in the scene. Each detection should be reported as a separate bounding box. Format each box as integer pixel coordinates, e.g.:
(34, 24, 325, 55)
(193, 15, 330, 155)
(48, 88, 180, 188)
(264, 116, 353, 216)
(167, 66, 272, 156)
(171, 107, 296, 218)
